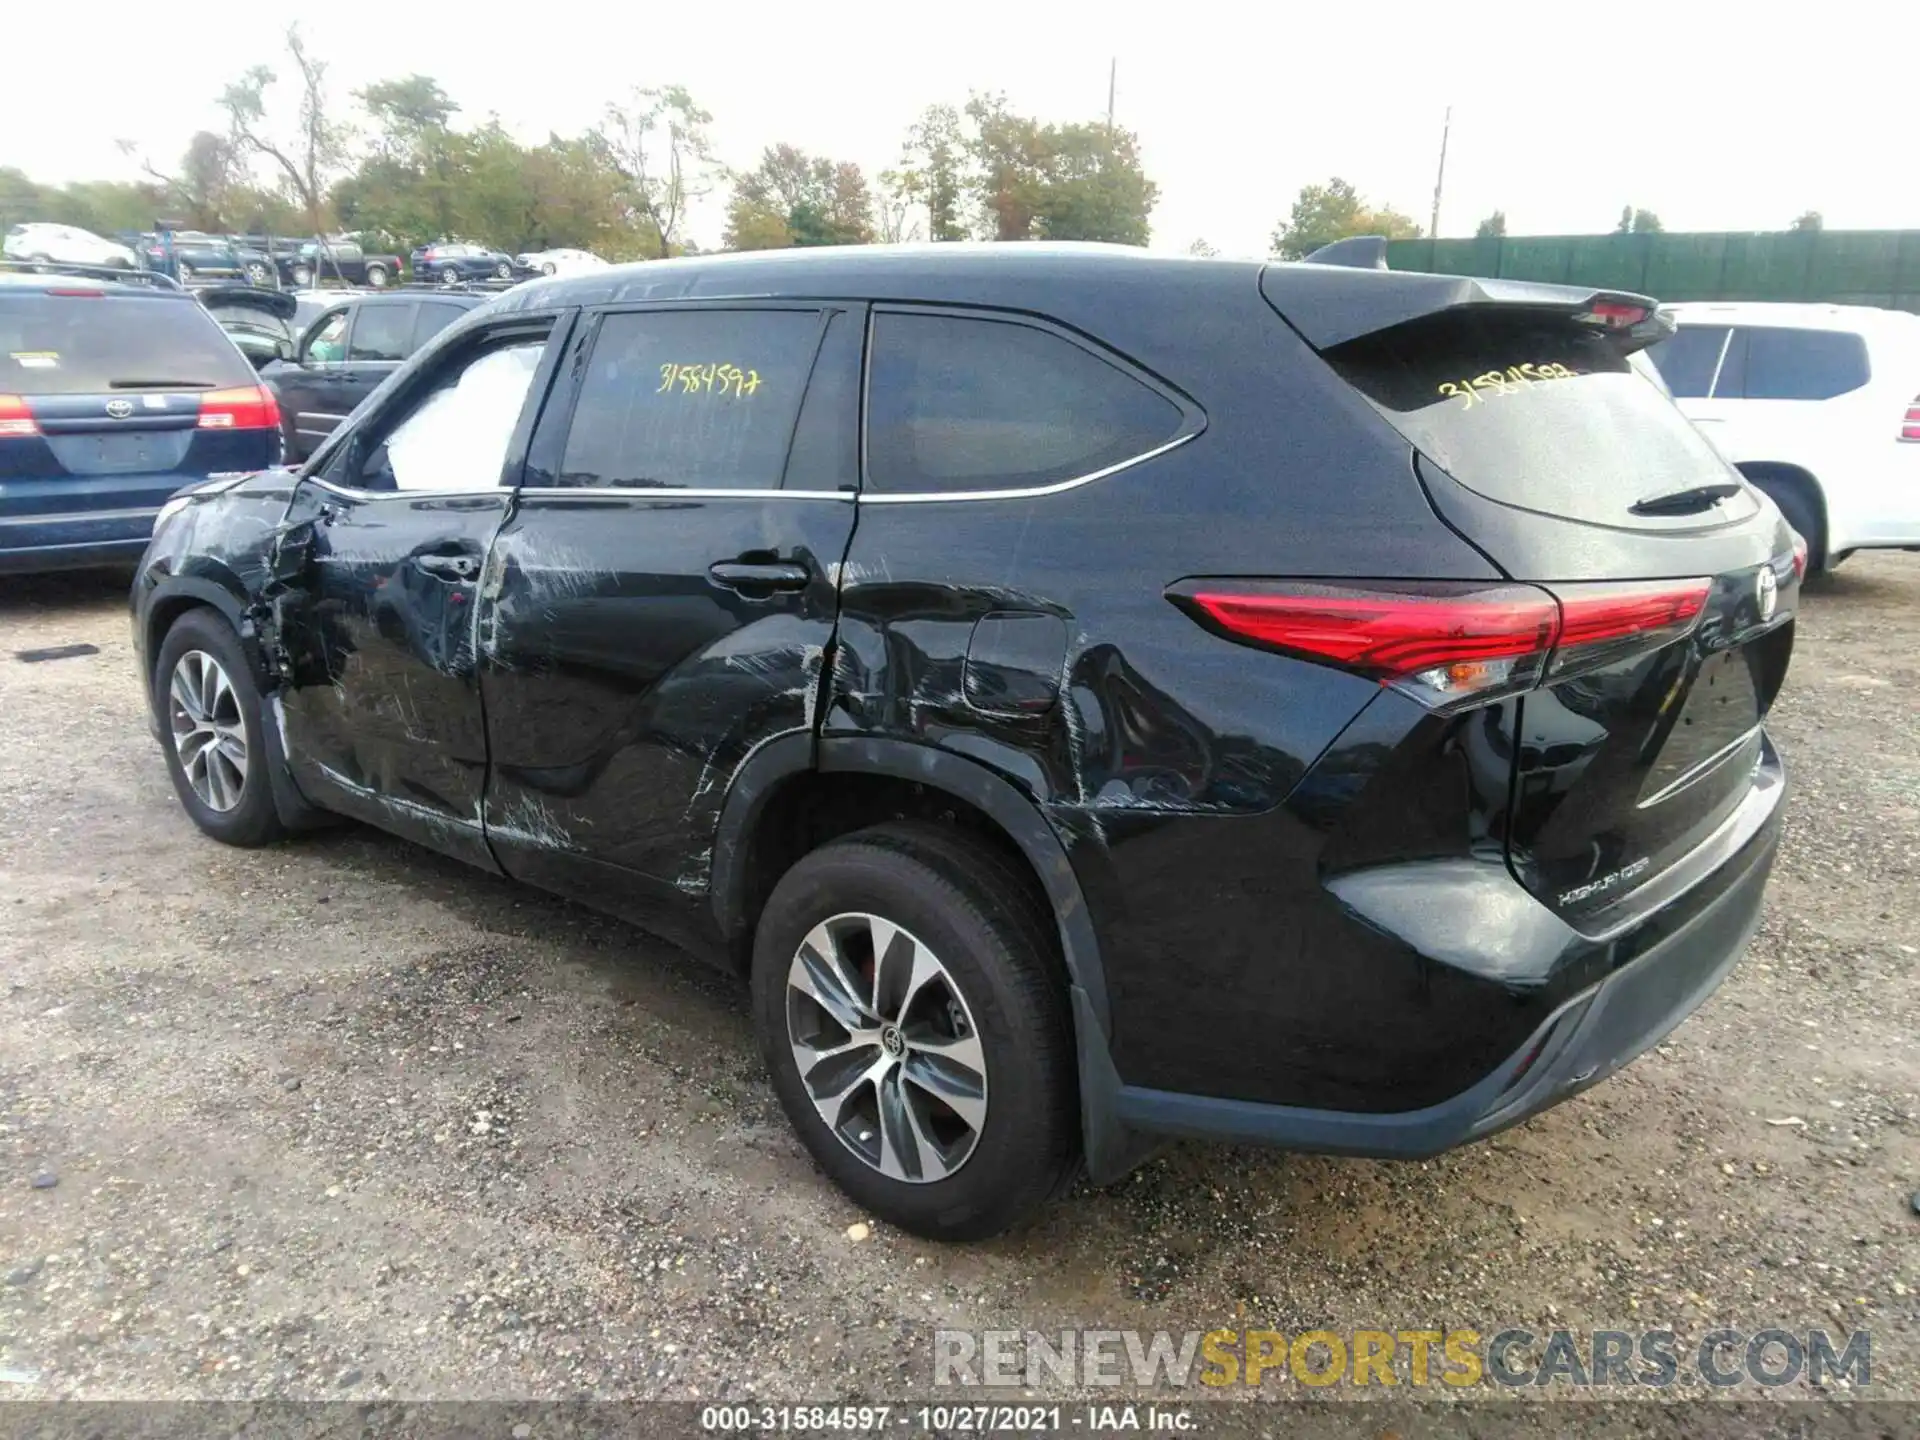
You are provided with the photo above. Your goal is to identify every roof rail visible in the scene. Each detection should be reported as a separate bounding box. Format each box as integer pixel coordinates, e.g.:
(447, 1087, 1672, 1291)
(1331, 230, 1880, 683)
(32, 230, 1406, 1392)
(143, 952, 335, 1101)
(1302, 236, 1390, 270)
(0, 259, 184, 291)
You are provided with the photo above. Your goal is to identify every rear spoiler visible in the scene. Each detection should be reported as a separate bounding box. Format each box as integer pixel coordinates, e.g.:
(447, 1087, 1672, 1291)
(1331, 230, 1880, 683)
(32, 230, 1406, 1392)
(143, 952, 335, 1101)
(1269, 237, 1673, 355)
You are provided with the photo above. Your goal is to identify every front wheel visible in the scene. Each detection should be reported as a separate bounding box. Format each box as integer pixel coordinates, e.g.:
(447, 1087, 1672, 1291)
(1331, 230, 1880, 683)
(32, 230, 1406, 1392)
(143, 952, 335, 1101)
(751, 822, 1079, 1240)
(541, 261, 557, 276)
(155, 609, 285, 847)
(290, 264, 313, 287)
(245, 261, 273, 287)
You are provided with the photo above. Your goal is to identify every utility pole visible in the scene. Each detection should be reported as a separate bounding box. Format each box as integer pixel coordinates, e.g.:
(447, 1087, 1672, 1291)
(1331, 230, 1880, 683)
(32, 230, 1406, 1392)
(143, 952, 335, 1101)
(1429, 105, 1452, 240)
(1107, 58, 1117, 133)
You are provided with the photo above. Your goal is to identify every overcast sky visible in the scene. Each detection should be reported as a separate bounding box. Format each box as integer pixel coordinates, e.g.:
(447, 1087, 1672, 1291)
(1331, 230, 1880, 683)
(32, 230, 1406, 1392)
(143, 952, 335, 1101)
(8, 2, 1912, 254)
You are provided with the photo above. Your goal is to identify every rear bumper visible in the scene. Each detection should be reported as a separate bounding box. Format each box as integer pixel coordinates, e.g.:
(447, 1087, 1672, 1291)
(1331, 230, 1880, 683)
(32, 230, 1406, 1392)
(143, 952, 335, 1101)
(1114, 739, 1784, 1158)
(0, 506, 159, 574)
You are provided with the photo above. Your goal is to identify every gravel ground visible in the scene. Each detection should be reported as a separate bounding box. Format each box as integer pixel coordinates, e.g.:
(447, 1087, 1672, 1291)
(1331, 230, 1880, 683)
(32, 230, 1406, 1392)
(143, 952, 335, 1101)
(0, 557, 1914, 1420)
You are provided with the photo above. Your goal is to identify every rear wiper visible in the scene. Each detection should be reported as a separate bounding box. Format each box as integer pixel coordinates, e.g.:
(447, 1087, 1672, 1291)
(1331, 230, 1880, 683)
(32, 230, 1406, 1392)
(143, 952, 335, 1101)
(108, 378, 216, 390)
(1629, 481, 1743, 516)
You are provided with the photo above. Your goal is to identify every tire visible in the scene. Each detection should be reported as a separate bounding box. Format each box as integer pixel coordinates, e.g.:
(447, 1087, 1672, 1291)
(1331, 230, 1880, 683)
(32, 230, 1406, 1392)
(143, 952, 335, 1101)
(246, 261, 273, 287)
(440, 266, 461, 286)
(290, 265, 313, 287)
(176, 261, 195, 283)
(1744, 467, 1827, 575)
(751, 821, 1078, 1240)
(541, 262, 557, 277)
(493, 261, 512, 280)
(154, 609, 285, 848)
(364, 263, 390, 288)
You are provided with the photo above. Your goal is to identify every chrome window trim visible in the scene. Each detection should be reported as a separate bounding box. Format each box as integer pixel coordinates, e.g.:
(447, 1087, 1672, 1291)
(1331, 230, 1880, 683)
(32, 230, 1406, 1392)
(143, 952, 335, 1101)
(855, 431, 1197, 504)
(518, 486, 853, 502)
(305, 476, 512, 502)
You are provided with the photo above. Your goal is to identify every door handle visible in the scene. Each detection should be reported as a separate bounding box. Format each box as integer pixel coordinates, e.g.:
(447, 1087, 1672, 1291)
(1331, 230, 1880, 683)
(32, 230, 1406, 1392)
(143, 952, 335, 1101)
(414, 553, 479, 581)
(708, 560, 810, 593)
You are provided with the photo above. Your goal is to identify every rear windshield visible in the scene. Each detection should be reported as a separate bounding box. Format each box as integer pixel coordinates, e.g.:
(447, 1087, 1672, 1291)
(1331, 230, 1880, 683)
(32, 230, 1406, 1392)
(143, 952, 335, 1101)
(0, 294, 255, 395)
(1325, 310, 1743, 528)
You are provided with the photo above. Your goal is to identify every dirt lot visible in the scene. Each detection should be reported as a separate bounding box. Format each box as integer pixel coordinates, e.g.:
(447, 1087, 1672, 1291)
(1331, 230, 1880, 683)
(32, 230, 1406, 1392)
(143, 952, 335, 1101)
(0, 557, 1915, 1419)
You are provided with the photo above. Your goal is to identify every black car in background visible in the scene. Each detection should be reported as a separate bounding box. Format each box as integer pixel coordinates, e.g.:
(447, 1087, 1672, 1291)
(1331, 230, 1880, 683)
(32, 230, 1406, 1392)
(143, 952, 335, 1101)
(130, 247, 1797, 1239)
(261, 290, 485, 461)
(196, 285, 299, 370)
(411, 241, 514, 283)
(287, 240, 405, 289)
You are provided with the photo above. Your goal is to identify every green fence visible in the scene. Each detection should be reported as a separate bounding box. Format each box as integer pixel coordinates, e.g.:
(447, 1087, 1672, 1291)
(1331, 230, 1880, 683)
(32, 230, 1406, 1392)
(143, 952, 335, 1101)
(1384, 231, 1920, 314)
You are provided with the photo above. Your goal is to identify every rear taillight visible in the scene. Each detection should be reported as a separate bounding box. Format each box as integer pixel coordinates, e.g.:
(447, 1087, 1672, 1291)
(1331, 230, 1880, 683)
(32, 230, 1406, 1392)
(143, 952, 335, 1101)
(197, 384, 280, 430)
(1173, 577, 1711, 711)
(0, 394, 40, 438)
(1900, 395, 1920, 443)
(1576, 299, 1651, 329)
(1791, 532, 1809, 581)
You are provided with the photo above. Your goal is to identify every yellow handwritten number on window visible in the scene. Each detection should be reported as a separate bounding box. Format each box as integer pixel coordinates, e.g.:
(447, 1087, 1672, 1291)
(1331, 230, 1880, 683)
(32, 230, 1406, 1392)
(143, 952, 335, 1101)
(657, 363, 763, 397)
(1438, 362, 1577, 410)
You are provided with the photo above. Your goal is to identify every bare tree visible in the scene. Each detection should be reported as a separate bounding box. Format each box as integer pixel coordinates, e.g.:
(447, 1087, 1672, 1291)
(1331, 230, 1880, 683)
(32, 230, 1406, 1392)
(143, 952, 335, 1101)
(218, 26, 350, 233)
(874, 170, 924, 244)
(599, 85, 715, 259)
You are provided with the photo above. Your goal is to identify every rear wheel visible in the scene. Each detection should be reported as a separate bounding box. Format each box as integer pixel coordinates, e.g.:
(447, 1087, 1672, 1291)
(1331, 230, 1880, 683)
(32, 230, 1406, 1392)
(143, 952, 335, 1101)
(364, 263, 390, 288)
(1743, 466, 1827, 574)
(751, 822, 1078, 1240)
(155, 610, 284, 848)
(290, 264, 313, 287)
(493, 260, 512, 280)
(245, 261, 273, 287)
(541, 261, 557, 276)
(440, 266, 461, 286)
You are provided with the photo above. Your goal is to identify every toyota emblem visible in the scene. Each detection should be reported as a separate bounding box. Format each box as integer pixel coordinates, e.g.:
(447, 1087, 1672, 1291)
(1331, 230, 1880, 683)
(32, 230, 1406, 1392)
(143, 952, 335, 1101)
(1757, 565, 1778, 622)
(105, 399, 134, 419)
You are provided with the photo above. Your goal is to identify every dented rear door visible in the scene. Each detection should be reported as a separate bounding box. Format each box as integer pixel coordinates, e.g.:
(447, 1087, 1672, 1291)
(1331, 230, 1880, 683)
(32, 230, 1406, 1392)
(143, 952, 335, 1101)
(477, 302, 863, 905)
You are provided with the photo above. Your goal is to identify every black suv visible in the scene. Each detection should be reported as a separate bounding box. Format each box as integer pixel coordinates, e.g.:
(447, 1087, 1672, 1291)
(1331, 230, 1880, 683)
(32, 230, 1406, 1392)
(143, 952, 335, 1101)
(130, 247, 1796, 1239)
(263, 291, 487, 461)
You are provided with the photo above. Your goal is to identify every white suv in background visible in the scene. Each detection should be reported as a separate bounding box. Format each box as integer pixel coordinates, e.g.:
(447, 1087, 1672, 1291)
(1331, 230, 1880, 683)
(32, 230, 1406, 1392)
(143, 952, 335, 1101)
(1648, 302, 1920, 573)
(2, 222, 138, 271)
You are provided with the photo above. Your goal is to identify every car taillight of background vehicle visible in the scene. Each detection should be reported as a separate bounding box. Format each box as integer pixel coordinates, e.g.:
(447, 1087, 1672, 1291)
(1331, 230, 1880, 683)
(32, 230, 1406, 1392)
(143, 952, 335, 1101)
(1791, 533, 1809, 581)
(197, 385, 280, 430)
(1170, 577, 1713, 712)
(1900, 394, 1920, 442)
(0, 394, 40, 437)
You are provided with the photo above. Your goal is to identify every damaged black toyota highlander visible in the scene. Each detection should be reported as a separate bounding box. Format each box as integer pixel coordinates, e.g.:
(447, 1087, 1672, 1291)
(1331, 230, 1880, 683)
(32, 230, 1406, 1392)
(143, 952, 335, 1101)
(131, 244, 1797, 1240)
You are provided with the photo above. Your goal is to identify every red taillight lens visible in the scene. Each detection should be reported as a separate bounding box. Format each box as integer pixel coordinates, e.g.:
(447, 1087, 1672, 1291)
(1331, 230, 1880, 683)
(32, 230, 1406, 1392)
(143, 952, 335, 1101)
(1174, 577, 1712, 710)
(1790, 533, 1809, 581)
(1577, 299, 1651, 328)
(1900, 396, 1920, 443)
(0, 394, 41, 438)
(197, 384, 280, 430)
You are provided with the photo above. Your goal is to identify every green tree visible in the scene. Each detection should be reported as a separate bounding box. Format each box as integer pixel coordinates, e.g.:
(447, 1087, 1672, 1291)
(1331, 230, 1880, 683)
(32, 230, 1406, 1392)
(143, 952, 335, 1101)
(1790, 210, 1824, 232)
(723, 145, 874, 251)
(218, 26, 352, 232)
(1475, 209, 1508, 238)
(600, 84, 716, 259)
(1616, 205, 1663, 234)
(1028, 120, 1156, 245)
(897, 104, 968, 242)
(1269, 178, 1420, 259)
(1187, 237, 1218, 257)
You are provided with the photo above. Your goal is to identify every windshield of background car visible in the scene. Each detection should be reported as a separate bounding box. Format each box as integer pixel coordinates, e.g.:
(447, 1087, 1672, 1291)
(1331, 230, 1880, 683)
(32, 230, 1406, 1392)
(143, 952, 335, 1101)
(1324, 308, 1747, 528)
(0, 294, 256, 395)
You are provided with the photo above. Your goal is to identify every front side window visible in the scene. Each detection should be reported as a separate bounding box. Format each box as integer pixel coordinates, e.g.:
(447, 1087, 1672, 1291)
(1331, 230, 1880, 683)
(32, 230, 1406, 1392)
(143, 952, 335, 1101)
(556, 307, 821, 490)
(864, 311, 1184, 495)
(349, 333, 549, 492)
(304, 311, 348, 364)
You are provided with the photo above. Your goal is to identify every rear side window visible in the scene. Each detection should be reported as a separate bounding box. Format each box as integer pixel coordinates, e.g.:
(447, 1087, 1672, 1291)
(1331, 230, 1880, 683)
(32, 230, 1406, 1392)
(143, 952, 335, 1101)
(0, 294, 255, 396)
(347, 304, 412, 363)
(1716, 326, 1869, 400)
(556, 308, 821, 490)
(1646, 326, 1728, 398)
(865, 311, 1182, 495)
(410, 301, 468, 352)
(1327, 311, 1740, 529)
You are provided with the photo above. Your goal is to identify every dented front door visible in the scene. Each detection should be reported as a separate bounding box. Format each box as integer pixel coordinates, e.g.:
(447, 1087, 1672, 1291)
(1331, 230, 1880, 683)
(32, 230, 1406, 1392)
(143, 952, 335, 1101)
(474, 303, 863, 908)
(274, 477, 507, 871)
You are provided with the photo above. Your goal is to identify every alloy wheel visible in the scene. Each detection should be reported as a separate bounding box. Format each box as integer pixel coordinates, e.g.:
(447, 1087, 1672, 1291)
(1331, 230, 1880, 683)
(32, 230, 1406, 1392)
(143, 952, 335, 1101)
(168, 650, 248, 813)
(785, 912, 988, 1183)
